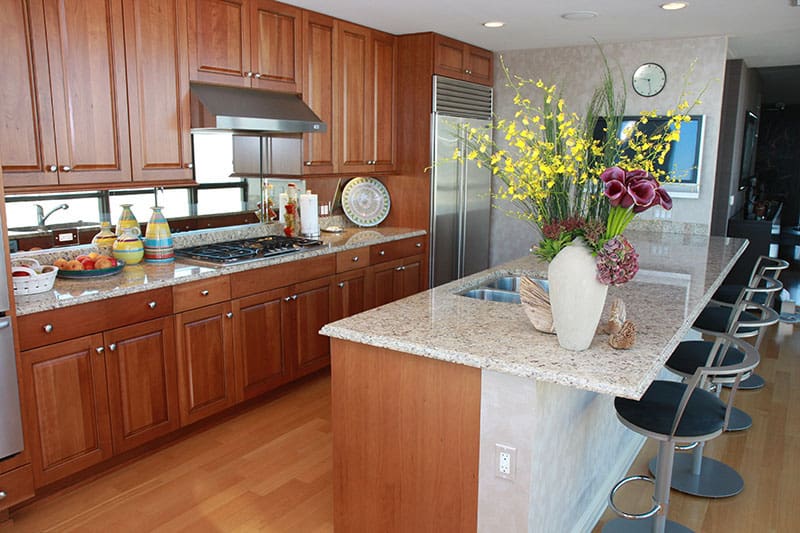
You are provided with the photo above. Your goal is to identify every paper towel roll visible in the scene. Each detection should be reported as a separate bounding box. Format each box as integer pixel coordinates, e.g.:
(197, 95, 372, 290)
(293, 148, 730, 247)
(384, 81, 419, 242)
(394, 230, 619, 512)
(299, 191, 319, 237)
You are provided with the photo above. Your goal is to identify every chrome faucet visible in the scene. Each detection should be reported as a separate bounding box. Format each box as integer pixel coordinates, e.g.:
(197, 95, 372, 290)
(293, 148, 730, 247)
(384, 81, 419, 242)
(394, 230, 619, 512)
(36, 203, 69, 229)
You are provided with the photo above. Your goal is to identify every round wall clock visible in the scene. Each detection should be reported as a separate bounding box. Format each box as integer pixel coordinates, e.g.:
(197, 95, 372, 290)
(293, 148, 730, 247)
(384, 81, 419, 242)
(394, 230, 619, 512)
(632, 63, 667, 97)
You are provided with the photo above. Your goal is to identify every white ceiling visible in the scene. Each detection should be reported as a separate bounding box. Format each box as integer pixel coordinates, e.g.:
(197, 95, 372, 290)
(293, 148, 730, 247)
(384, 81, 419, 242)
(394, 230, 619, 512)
(283, 0, 800, 68)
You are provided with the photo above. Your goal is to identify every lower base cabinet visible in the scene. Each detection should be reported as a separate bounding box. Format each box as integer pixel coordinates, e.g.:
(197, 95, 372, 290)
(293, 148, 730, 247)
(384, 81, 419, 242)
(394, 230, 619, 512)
(175, 302, 236, 426)
(369, 254, 424, 308)
(21, 317, 179, 487)
(286, 277, 332, 378)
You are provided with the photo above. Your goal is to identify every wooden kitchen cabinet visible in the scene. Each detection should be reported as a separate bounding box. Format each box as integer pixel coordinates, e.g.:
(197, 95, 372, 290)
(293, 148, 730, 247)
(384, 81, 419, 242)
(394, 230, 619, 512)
(21, 335, 113, 487)
(0, 0, 131, 189)
(367, 236, 426, 308)
(175, 302, 237, 426)
(104, 317, 180, 454)
(123, 0, 194, 184)
(284, 276, 331, 378)
(232, 287, 289, 401)
(188, 0, 302, 92)
(331, 269, 368, 320)
(335, 20, 396, 174)
(301, 10, 336, 174)
(433, 33, 493, 86)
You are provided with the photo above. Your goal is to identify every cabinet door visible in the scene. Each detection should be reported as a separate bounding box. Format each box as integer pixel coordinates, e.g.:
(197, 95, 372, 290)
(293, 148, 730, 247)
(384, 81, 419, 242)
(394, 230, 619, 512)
(104, 317, 179, 454)
(433, 34, 467, 81)
(251, 0, 301, 92)
(232, 288, 288, 402)
(335, 21, 371, 174)
(175, 302, 236, 426)
(369, 31, 396, 172)
(301, 11, 335, 174)
(124, 0, 193, 183)
(368, 258, 403, 309)
(331, 269, 367, 321)
(42, 0, 131, 185)
(399, 255, 424, 299)
(466, 46, 493, 86)
(21, 335, 112, 487)
(188, 0, 250, 86)
(285, 277, 331, 378)
(0, 0, 58, 188)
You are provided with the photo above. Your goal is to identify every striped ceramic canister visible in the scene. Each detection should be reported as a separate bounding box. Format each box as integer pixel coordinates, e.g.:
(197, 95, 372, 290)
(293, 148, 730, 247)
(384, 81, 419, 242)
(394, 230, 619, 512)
(143, 206, 174, 263)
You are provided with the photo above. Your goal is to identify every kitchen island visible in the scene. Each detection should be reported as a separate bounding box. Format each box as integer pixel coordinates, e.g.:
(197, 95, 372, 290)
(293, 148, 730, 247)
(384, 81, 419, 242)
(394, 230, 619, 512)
(321, 231, 747, 533)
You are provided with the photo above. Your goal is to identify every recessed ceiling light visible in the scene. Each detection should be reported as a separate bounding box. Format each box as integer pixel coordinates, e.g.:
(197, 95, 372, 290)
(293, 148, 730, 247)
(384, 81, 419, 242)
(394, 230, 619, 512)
(560, 11, 598, 21)
(660, 2, 688, 10)
(483, 21, 505, 28)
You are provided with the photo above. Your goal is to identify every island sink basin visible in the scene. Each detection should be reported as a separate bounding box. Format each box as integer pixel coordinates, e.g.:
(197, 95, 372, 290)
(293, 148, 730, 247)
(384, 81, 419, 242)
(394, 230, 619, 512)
(460, 288, 521, 304)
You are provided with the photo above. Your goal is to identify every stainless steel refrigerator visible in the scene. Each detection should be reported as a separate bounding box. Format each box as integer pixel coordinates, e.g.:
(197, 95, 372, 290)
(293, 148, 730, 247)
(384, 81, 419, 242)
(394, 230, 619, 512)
(0, 207, 23, 461)
(430, 76, 493, 287)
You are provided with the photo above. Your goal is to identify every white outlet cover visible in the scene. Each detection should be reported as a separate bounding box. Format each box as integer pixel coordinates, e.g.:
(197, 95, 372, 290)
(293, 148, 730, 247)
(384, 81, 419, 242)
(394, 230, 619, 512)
(495, 443, 516, 480)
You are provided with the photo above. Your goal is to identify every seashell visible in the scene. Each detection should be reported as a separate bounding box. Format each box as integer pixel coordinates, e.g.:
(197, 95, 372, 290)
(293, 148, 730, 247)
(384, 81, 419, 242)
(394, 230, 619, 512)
(606, 298, 627, 334)
(609, 320, 636, 349)
(520, 276, 555, 334)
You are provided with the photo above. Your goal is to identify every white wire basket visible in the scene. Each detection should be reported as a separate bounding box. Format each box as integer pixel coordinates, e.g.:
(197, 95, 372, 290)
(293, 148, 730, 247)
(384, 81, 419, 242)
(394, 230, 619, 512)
(11, 258, 58, 296)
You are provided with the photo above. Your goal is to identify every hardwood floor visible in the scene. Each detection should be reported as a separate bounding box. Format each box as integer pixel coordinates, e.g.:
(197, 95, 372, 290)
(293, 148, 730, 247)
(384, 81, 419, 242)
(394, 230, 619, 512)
(3, 320, 797, 532)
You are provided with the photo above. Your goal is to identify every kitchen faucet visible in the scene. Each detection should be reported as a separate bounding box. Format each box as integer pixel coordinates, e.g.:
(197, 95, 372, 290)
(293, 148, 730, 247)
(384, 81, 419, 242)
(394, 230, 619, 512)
(36, 203, 69, 229)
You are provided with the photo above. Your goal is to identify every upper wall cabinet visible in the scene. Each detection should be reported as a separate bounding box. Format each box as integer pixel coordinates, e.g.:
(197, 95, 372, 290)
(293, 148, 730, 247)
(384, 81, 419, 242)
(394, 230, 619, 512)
(335, 21, 396, 174)
(301, 11, 335, 175)
(124, 0, 194, 183)
(433, 34, 493, 86)
(188, 0, 302, 93)
(0, 0, 132, 189)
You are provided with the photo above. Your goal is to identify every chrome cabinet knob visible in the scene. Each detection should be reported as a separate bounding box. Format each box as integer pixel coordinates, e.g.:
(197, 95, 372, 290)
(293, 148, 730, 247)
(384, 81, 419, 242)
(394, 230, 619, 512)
(109, 343, 117, 351)
(291, 294, 298, 300)
(0, 491, 6, 500)
(185, 162, 194, 169)
(245, 71, 254, 78)
(352, 256, 359, 262)
(148, 301, 157, 309)
(254, 73, 262, 79)
(226, 312, 233, 318)
(48, 164, 58, 172)
(200, 290, 209, 296)
(395, 266, 403, 271)
(338, 282, 345, 288)
(61, 165, 72, 172)
(43, 324, 53, 333)
(284, 296, 292, 302)
(465, 69, 472, 75)
(379, 250, 385, 256)
(96, 346, 105, 354)
(304, 161, 312, 166)
(415, 242, 422, 248)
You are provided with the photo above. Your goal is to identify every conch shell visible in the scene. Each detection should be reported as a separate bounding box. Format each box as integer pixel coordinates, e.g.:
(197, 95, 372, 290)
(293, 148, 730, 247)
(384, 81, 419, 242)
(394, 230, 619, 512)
(606, 298, 627, 335)
(609, 320, 636, 349)
(520, 276, 555, 334)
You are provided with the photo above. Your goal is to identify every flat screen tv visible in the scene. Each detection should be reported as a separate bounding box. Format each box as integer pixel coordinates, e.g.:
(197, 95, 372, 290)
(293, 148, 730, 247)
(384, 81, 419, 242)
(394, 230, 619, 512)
(593, 115, 705, 198)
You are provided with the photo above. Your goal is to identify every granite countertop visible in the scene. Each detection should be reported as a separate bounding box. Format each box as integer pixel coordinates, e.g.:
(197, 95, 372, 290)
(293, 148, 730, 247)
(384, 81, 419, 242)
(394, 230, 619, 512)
(321, 231, 748, 400)
(12, 225, 426, 316)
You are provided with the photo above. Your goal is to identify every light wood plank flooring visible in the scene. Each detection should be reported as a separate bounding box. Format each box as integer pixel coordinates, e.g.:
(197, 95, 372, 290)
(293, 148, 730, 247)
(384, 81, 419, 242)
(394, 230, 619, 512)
(3, 321, 797, 532)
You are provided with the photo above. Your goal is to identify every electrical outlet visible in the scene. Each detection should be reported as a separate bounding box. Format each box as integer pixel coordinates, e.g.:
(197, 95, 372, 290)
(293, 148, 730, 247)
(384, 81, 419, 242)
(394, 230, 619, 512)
(495, 444, 516, 480)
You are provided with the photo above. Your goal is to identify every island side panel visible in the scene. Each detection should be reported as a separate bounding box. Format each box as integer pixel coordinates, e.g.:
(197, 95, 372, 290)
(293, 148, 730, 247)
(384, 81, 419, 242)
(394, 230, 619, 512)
(331, 338, 481, 532)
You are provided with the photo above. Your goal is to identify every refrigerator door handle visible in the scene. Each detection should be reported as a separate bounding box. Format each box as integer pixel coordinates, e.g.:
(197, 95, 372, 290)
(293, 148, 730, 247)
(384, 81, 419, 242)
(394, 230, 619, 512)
(0, 318, 9, 329)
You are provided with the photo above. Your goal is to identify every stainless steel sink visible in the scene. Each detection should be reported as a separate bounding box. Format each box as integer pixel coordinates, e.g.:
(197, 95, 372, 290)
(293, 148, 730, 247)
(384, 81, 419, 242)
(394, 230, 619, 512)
(485, 276, 549, 292)
(460, 288, 521, 304)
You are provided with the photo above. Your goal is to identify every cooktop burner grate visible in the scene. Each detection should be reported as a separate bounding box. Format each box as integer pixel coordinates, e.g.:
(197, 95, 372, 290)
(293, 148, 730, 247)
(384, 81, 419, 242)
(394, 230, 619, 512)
(175, 235, 323, 264)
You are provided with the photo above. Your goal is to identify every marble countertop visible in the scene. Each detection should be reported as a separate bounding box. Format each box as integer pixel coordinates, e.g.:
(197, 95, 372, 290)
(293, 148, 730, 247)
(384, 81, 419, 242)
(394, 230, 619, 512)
(321, 231, 748, 400)
(12, 225, 425, 316)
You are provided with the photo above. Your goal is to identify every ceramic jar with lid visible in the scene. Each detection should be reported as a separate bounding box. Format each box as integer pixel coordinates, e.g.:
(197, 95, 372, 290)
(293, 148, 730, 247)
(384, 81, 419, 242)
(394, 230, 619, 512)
(112, 226, 144, 265)
(91, 221, 117, 256)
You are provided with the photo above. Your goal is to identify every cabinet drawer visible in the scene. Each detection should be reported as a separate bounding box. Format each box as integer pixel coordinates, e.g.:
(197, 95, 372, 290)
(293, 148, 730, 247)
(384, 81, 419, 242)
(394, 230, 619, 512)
(336, 247, 370, 273)
(173, 276, 231, 313)
(18, 288, 173, 351)
(370, 237, 426, 264)
(231, 254, 335, 298)
(0, 464, 34, 511)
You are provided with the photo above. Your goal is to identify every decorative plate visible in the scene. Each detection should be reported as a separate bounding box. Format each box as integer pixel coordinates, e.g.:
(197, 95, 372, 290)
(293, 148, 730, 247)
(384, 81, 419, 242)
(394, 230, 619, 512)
(56, 260, 126, 279)
(341, 177, 390, 227)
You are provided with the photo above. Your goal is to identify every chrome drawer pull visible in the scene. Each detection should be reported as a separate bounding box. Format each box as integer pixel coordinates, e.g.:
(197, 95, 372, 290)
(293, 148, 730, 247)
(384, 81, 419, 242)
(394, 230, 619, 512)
(379, 250, 385, 256)
(0, 491, 6, 500)
(43, 324, 53, 333)
(352, 256, 359, 262)
(200, 290, 210, 296)
(148, 301, 157, 309)
(415, 242, 422, 248)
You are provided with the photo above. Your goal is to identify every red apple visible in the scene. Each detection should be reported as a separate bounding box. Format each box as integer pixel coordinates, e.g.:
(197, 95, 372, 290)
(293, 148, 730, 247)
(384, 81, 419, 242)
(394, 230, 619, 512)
(12, 270, 31, 277)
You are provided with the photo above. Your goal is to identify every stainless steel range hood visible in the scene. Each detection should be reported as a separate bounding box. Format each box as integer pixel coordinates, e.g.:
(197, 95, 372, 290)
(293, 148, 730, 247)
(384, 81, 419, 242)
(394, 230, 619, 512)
(190, 82, 326, 133)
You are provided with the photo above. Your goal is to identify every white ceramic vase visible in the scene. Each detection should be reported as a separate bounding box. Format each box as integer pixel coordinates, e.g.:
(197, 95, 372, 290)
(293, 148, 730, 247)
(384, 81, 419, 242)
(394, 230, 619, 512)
(547, 239, 608, 351)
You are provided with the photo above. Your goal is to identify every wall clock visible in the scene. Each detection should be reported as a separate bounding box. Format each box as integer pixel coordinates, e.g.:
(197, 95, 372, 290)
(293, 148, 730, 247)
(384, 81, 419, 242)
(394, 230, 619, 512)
(632, 63, 666, 97)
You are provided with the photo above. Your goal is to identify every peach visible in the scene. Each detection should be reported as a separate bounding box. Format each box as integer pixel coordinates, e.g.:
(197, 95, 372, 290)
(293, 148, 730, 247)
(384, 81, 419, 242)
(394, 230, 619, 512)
(65, 260, 84, 271)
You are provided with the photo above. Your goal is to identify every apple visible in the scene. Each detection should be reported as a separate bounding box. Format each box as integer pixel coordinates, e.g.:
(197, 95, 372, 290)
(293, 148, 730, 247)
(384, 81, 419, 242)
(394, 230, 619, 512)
(12, 270, 31, 277)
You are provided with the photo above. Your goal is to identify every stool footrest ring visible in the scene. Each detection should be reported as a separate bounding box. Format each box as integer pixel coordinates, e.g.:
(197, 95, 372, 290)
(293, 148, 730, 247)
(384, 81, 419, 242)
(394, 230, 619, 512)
(608, 475, 661, 520)
(674, 441, 698, 451)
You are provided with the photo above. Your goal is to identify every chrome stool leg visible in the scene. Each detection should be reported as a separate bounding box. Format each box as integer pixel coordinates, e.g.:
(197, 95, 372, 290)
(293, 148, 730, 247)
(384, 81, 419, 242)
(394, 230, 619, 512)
(648, 441, 744, 499)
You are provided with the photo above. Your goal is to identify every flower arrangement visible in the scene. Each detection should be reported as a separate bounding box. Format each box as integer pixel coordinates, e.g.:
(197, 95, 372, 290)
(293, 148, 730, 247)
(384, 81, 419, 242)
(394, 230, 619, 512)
(455, 55, 699, 286)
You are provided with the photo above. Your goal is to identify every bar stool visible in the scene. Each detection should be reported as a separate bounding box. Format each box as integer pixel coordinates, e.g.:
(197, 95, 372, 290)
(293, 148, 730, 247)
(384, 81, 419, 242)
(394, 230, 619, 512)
(710, 256, 788, 390)
(603, 333, 759, 533)
(692, 275, 781, 430)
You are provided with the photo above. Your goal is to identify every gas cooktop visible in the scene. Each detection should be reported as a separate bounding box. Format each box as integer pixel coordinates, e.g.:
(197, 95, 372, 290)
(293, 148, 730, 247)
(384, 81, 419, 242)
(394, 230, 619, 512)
(175, 235, 323, 265)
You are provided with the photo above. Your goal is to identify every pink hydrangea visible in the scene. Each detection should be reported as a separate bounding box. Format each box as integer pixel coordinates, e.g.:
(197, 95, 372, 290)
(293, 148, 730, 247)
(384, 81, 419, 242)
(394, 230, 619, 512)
(596, 235, 639, 286)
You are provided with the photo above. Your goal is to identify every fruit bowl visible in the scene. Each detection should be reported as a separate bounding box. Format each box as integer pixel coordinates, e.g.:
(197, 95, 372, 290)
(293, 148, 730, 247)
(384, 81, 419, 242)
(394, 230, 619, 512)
(11, 258, 58, 295)
(56, 260, 125, 279)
